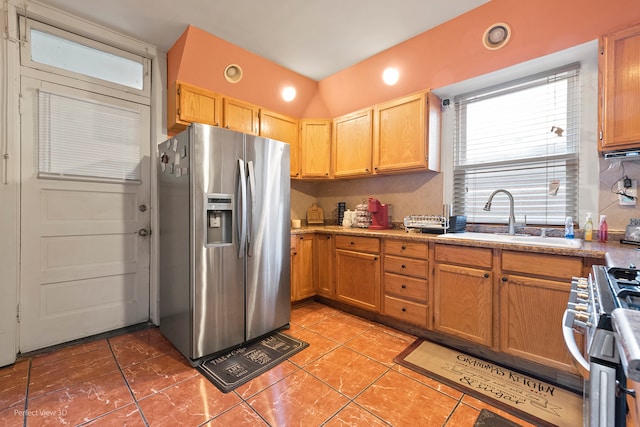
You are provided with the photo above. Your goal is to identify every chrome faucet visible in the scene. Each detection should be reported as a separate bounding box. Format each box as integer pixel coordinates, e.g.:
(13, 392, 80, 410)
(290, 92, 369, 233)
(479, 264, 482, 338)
(483, 189, 516, 235)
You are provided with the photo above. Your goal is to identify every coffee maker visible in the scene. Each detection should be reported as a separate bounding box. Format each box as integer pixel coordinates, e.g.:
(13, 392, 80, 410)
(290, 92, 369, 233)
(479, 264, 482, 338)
(368, 197, 392, 229)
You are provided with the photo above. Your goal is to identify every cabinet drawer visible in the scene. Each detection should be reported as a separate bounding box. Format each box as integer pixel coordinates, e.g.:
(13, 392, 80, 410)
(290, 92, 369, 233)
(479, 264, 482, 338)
(335, 235, 380, 253)
(435, 244, 493, 269)
(384, 295, 427, 326)
(384, 272, 427, 302)
(384, 239, 428, 258)
(385, 255, 428, 279)
(502, 250, 582, 280)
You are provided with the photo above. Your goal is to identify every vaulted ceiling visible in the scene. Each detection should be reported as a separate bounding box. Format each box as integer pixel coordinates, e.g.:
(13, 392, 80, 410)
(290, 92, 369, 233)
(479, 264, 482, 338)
(33, 0, 489, 80)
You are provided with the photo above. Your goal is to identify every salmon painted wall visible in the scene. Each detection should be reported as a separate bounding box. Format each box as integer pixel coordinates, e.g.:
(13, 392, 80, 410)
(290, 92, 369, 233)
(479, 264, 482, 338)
(168, 25, 328, 117)
(169, 0, 640, 119)
(320, 0, 640, 117)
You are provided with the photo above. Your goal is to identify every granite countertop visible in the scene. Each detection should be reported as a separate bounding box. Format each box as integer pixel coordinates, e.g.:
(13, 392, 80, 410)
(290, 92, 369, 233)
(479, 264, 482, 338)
(291, 225, 640, 268)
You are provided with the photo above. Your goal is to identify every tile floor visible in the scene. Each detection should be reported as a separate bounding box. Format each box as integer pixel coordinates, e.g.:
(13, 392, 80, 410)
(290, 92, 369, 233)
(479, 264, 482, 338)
(0, 302, 538, 427)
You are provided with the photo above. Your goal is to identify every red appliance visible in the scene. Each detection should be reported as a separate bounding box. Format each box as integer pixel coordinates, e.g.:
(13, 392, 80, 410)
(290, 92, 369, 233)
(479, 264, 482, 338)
(367, 197, 392, 229)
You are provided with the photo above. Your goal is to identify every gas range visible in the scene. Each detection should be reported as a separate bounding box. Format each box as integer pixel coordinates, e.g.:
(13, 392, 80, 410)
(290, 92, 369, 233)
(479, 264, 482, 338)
(606, 267, 640, 307)
(563, 265, 638, 426)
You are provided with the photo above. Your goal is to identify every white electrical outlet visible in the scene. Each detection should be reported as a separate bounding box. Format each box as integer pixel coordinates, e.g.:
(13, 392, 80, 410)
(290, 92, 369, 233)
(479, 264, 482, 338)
(618, 180, 637, 206)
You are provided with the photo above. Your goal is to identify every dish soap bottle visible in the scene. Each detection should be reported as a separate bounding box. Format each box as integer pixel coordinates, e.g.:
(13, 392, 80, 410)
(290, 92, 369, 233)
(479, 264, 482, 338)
(565, 216, 574, 239)
(584, 213, 593, 242)
(599, 215, 608, 243)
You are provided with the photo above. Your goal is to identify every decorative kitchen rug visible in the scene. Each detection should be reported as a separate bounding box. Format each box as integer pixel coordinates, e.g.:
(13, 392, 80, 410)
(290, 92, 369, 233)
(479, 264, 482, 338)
(394, 339, 582, 427)
(198, 332, 308, 393)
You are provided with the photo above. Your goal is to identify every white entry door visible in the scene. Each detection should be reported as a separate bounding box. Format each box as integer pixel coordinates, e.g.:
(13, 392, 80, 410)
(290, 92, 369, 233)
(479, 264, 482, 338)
(19, 76, 151, 352)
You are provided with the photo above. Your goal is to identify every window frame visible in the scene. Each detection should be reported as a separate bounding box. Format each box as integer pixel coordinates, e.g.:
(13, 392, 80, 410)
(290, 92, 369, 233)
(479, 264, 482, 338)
(19, 17, 150, 98)
(435, 42, 599, 229)
(450, 64, 582, 227)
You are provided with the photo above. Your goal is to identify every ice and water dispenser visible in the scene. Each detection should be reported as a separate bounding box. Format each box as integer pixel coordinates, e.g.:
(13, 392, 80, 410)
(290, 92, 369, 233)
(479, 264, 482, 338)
(205, 194, 232, 246)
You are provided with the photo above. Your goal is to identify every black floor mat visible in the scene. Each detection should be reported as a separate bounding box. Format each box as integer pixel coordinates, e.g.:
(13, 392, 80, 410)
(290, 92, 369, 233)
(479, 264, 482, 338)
(474, 409, 522, 427)
(198, 332, 308, 393)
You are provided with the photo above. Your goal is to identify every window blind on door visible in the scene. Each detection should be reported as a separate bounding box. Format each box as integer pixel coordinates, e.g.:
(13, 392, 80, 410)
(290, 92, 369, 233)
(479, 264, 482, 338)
(453, 64, 580, 226)
(38, 90, 141, 182)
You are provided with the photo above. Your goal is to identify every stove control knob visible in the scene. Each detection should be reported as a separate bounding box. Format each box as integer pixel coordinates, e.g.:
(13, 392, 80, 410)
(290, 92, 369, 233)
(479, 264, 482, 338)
(574, 312, 590, 322)
(568, 302, 590, 312)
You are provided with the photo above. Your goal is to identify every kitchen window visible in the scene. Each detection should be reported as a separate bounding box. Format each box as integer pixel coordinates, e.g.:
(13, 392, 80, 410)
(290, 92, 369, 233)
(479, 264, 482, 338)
(452, 64, 580, 226)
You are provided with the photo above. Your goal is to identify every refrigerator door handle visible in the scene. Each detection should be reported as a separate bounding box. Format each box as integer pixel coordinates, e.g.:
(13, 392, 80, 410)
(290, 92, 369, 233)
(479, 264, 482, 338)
(247, 160, 256, 257)
(237, 158, 247, 258)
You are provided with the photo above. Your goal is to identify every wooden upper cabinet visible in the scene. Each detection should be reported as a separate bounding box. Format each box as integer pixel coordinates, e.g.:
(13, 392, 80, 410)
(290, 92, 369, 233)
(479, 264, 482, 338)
(222, 97, 259, 135)
(374, 91, 441, 174)
(332, 108, 373, 178)
(599, 23, 640, 152)
(168, 81, 220, 132)
(259, 109, 299, 178)
(300, 119, 332, 179)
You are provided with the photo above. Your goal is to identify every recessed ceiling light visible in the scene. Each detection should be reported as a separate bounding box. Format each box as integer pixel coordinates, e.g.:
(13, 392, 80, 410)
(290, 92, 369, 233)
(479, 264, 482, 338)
(382, 67, 399, 85)
(483, 23, 511, 50)
(224, 64, 243, 83)
(282, 86, 296, 102)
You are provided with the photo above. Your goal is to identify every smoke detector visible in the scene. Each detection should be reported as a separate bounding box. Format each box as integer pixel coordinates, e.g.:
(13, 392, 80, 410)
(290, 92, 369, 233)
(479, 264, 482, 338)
(483, 23, 511, 50)
(224, 64, 243, 83)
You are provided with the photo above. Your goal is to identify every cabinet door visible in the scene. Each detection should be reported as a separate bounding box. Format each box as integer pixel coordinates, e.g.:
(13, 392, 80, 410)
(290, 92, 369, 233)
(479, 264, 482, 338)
(168, 81, 220, 131)
(259, 109, 299, 178)
(314, 234, 334, 297)
(373, 92, 441, 173)
(222, 97, 259, 135)
(335, 249, 380, 311)
(500, 274, 576, 371)
(300, 119, 332, 179)
(291, 234, 314, 301)
(433, 263, 493, 346)
(332, 108, 373, 178)
(599, 23, 640, 151)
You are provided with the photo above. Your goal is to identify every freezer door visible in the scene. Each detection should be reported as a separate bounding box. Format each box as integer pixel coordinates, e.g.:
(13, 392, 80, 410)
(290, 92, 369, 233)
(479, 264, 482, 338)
(245, 135, 291, 341)
(192, 124, 245, 358)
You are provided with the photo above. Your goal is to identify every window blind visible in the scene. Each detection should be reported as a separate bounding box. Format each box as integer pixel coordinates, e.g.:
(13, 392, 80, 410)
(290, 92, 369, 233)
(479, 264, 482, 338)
(453, 64, 580, 226)
(38, 90, 141, 182)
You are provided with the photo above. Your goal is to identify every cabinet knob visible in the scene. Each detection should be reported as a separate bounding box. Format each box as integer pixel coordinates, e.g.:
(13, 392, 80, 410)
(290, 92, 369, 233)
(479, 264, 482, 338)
(484, 273, 489, 279)
(401, 245, 407, 250)
(365, 168, 370, 172)
(374, 257, 378, 261)
(401, 284, 406, 289)
(402, 307, 407, 312)
(293, 252, 297, 256)
(299, 236, 304, 240)
(350, 241, 355, 245)
(325, 172, 329, 176)
(326, 236, 331, 240)
(501, 277, 508, 282)
(401, 264, 406, 269)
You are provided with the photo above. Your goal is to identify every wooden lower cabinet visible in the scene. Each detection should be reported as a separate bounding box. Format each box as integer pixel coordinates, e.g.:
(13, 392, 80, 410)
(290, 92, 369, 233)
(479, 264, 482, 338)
(314, 234, 334, 297)
(334, 235, 380, 311)
(290, 234, 314, 302)
(434, 263, 493, 346)
(499, 250, 583, 371)
(433, 244, 494, 347)
(383, 239, 429, 327)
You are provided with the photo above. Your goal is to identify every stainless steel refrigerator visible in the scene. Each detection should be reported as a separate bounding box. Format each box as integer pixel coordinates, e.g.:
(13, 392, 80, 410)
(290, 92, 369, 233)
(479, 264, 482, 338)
(158, 123, 290, 365)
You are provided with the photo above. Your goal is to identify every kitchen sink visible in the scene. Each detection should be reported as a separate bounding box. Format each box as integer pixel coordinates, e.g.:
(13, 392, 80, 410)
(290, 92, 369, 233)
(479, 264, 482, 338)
(439, 232, 583, 249)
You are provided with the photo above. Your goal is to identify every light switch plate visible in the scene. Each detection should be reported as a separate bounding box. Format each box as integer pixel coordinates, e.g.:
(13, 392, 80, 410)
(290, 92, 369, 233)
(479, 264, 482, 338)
(618, 180, 637, 206)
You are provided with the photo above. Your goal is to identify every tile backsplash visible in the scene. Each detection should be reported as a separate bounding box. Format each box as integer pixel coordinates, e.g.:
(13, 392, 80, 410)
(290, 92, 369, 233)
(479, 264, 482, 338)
(291, 172, 443, 225)
(599, 157, 640, 232)
(291, 157, 640, 233)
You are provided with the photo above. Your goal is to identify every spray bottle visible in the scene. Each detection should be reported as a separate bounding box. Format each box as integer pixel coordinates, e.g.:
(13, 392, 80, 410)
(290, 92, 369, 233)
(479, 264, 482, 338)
(584, 212, 593, 242)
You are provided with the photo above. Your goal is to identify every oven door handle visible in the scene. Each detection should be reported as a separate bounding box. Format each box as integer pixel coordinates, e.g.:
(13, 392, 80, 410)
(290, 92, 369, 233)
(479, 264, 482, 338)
(562, 309, 590, 377)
